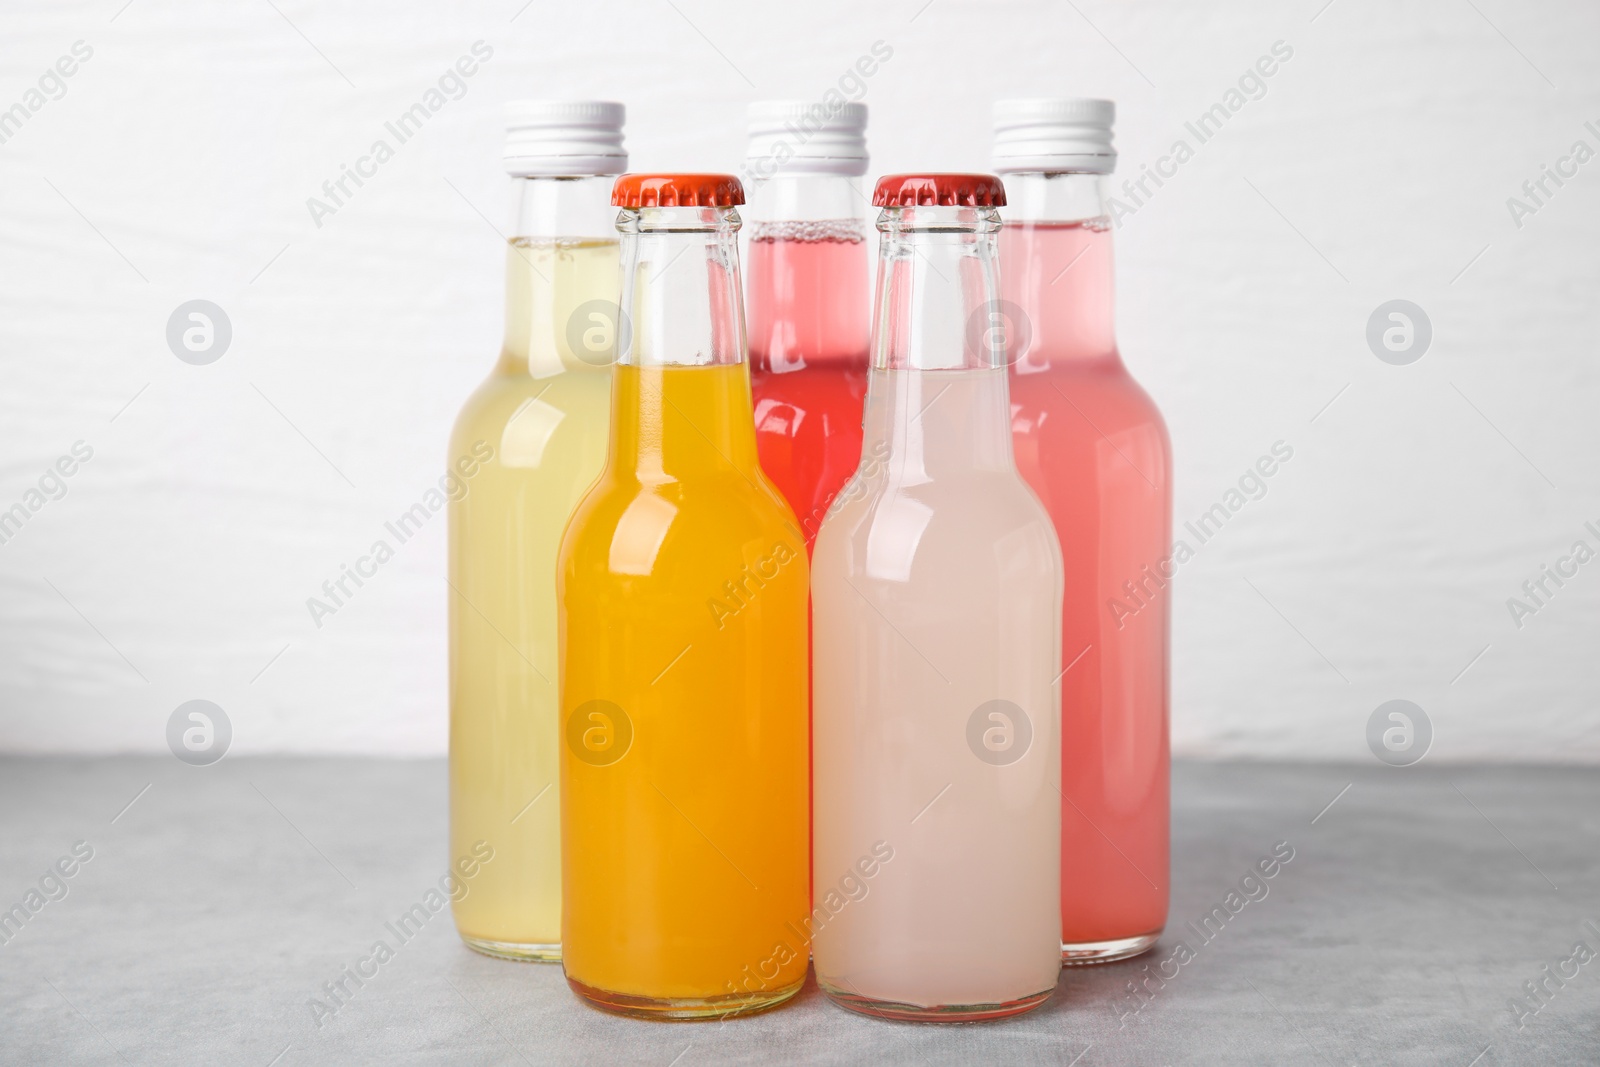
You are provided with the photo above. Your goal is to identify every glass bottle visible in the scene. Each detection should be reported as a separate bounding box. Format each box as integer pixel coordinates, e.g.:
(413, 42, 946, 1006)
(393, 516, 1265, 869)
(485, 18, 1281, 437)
(744, 101, 872, 548)
(744, 102, 873, 910)
(447, 101, 626, 962)
(811, 174, 1063, 1021)
(558, 174, 810, 1019)
(995, 99, 1171, 963)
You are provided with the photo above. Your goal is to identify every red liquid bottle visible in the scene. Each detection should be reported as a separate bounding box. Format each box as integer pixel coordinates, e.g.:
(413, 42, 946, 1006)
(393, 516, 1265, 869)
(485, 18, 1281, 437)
(744, 102, 871, 549)
(745, 102, 871, 912)
(994, 100, 1171, 963)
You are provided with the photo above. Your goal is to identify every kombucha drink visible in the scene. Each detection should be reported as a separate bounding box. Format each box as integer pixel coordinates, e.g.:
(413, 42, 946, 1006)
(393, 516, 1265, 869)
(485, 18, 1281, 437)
(449, 102, 626, 962)
(995, 99, 1171, 962)
(744, 102, 871, 547)
(744, 101, 873, 907)
(559, 174, 810, 1019)
(748, 227, 869, 542)
(811, 174, 1063, 1021)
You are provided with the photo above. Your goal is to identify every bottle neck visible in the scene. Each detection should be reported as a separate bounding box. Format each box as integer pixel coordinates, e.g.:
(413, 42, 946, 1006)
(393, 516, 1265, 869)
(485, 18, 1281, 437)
(874, 205, 1006, 373)
(865, 205, 1015, 477)
(998, 172, 1117, 370)
(618, 206, 746, 369)
(745, 173, 868, 223)
(501, 175, 619, 378)
(745, 175, 870, 374)
(611, 206, 757, 479)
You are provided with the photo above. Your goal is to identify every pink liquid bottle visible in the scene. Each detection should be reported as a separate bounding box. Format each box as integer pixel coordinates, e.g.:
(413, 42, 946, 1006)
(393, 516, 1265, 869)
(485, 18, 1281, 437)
(743, 101, 871, 549)
(993, 100, 1172, 963)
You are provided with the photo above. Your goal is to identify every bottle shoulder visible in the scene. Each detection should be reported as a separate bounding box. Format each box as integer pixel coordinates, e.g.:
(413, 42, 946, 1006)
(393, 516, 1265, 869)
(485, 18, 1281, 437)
(567, 471, 802, 550)
(561, 474, 810, 595)
(1009, 359, 1171, 451)
(817, 472, 1058, 552)
(813, 482, 1061, 597)
(450, 366, 610, 447)
(751, 365, 869, 424)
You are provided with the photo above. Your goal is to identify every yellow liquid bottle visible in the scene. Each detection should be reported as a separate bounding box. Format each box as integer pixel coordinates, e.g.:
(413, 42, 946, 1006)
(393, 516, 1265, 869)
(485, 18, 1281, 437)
(448, 106, 626, 962)
(558, 175, 810, 1018)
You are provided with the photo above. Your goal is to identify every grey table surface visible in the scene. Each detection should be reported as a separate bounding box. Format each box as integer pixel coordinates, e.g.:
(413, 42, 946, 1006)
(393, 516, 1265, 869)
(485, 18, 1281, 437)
(0, 758, 1596, 1066)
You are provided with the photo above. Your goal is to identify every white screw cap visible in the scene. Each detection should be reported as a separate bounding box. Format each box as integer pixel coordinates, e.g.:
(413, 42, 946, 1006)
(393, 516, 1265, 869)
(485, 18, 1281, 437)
(992, 99, 1116, 175)
(504, 100, 627, 177)
(745, 101, 869, 179)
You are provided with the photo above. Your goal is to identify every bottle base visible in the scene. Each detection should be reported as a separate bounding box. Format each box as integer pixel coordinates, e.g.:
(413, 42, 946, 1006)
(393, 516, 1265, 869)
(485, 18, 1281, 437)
(565, 974, 804, 1021)
(1061, 931, 1161, 966)
(461, 936, 561, 963)
(818, 979, 1054, 1023)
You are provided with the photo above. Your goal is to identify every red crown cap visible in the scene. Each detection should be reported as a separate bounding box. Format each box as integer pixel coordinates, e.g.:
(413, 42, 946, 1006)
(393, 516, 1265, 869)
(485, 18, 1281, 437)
(872, 173, 1007, 208)
(612, 173, 745, 208)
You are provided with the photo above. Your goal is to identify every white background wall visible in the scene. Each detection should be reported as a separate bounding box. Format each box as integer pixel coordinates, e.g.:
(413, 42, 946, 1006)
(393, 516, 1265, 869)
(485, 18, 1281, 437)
(2, 0, 1597, 760)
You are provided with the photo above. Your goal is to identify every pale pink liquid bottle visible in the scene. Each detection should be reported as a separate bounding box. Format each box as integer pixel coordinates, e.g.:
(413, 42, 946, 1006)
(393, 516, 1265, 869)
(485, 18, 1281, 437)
(994, 100, 1171, 963)
(812, 174, 1062, 1021)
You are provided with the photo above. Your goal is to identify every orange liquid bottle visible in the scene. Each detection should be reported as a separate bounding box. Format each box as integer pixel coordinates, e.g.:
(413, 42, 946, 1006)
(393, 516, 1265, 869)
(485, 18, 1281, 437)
(558, 174, 810, 1019)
